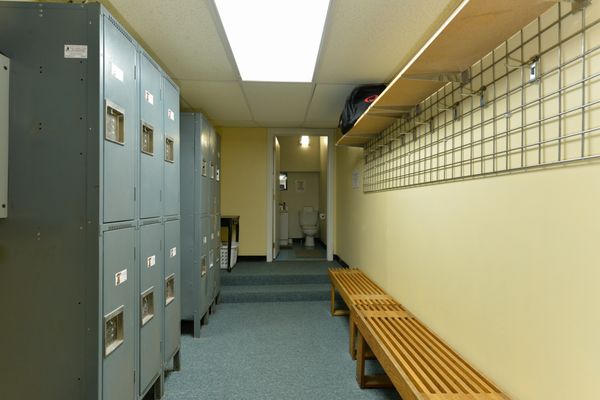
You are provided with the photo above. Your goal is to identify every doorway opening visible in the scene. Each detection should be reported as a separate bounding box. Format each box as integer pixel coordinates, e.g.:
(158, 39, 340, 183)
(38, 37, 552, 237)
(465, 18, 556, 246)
(266, 129, 334, 262)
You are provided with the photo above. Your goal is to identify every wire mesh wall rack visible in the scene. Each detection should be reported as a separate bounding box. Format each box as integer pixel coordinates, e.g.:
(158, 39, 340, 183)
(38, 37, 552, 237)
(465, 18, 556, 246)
(363, 3, 600, 193)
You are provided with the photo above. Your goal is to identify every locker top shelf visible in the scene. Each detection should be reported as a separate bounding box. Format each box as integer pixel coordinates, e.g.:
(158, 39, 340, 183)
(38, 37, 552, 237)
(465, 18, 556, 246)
(336, 0, 556, 147)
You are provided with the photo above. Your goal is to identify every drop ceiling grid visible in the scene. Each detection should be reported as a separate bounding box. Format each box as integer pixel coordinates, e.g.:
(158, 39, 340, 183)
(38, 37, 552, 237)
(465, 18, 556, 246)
(107, 0, 465, 129)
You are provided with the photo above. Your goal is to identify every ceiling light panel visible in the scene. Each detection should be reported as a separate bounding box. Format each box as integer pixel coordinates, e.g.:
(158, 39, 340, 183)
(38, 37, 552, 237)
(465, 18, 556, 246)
(215, 0, 330, 82)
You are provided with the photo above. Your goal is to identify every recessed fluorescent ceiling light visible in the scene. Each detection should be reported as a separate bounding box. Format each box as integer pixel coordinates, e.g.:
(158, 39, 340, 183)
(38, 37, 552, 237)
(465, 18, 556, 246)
(215, 0, 330, 82)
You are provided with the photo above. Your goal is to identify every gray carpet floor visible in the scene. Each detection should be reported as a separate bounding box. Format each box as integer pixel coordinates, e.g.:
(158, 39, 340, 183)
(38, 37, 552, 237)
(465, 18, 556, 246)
(164, 301, 400, 400)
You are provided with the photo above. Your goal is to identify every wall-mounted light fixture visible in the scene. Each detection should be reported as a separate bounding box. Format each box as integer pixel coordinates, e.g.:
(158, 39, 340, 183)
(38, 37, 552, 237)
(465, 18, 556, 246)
(300, 135, 310, 148)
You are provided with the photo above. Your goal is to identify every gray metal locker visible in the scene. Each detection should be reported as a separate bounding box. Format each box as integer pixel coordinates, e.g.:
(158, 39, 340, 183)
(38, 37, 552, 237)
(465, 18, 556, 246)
(216, 132, 222, 216)
(163, 77, 180, 217)
(180, 113, 196, 321)
(139, 53, 163, 219)
(0, 3, 170, 399)
(103, 16, 138, 223)
(199, 115, 210, 216)
(139, 221, 163, 397)
(102, 227, 136, 400)
(163, 218, 181, 369)
(180, 112, 215, 337)
(205, 214, 215, 303)
(214, 213, 222, 298)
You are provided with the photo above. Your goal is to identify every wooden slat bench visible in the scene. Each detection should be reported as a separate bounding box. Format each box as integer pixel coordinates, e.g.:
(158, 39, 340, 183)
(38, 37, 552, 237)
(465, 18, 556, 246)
(328, 268, 386, 316)
(329, 268, 405, 359)
(353, 304, 510, 399)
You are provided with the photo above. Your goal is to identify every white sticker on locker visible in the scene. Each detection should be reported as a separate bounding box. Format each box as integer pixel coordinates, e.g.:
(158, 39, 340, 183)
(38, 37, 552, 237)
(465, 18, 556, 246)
(168, 109, 175, 121)
(169, 247, 177, 258)
(146, 255, 156, 268)
(64, 44, 88, 59)
(145, 90, 154, 105)
(211, 233, 214, 240)
(115, 269, 127, 286)
(111, 63, 124, 82)
(203, 236, 207, 244)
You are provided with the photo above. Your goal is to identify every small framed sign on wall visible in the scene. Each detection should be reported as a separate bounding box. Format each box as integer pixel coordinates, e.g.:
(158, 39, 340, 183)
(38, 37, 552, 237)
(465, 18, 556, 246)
(295, 179, 305, 192)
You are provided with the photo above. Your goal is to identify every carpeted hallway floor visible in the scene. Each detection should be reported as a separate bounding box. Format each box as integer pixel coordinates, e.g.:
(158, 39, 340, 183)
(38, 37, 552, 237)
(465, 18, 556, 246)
(164, 301, 400, 400)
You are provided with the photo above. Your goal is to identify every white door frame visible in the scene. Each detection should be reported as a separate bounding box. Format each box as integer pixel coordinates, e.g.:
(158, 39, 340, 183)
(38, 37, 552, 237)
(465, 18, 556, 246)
(266, 128, 335, 262)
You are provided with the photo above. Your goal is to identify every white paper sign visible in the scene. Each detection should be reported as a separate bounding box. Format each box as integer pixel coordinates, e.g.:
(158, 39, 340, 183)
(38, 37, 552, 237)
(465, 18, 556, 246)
(352, 170, 360, 190)
(168, 109, 175, 121)
(64, 44, 88, 59)
(146, 255, 156, 268)
(115, 269, 127, 286)
(111, 63, 124, 82)
(203, 236, 207, 244)
(169, 247, 177, 258)
(144, 90, 154, 105)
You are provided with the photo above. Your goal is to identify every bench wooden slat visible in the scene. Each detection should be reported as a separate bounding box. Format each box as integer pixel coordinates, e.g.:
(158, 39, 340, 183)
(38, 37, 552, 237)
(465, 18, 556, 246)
(355, 308, 509, 399)
(389, 318, 475, 394)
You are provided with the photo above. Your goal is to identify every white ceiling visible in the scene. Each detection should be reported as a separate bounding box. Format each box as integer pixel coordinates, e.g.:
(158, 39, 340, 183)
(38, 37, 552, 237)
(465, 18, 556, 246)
(107, 0, 459, 129)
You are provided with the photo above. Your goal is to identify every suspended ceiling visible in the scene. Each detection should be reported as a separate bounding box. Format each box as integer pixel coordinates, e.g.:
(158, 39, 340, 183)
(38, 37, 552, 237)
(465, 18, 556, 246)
(106, 0, 461, 129)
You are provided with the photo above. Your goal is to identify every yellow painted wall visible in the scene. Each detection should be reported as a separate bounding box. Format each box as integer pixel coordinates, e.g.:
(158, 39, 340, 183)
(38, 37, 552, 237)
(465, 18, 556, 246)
(279, 135, 320, 172)
(336, 148, 600, 399)
(219, 127, 267, 256)
(319, 136, 328, 240)
(335, 4, 600, 399)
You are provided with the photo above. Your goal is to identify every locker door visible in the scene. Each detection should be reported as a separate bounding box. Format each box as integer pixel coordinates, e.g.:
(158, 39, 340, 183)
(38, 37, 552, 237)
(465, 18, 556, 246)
(199, 115, 210, 216)
(200, 215, 210, 315)
(215, 214, 221, 295)
(102, 17, 137, 223)
(216, 133, 221, 216)
(163, 79, 180, 217)
(209, 125, 217, 215)
(206, 216, 214, 303)
(164, 220, 180, 363)
(139, 54, 163, 219)
(102, 227, 135, 400)
(139, 222, 163, 395)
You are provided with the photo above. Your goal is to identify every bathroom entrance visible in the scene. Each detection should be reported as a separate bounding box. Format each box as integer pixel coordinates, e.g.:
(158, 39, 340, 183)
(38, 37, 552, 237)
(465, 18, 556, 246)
(266, 129, 334, 262)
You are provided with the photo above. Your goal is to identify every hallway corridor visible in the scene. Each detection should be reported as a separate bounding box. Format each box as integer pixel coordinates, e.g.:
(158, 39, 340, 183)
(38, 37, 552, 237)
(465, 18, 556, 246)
(164, 300, 399, 400)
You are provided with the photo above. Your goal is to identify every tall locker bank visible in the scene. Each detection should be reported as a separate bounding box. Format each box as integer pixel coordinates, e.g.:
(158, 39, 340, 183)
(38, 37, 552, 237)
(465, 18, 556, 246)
(180, 113, 221, 338)
(162, 76, 181, 374)
(0, 3, 180, 399)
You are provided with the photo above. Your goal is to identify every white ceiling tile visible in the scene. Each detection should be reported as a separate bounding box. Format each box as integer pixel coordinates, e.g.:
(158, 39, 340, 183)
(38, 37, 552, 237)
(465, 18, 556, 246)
(306, 84, 355, 123)
(316, 0, 459, 84)
(302, 121, 339, 129)
(180, 80, 252, 121)
(242, 83, 314, 122)
(255, 121, 305, 128)
(213, 120, 259, 128)
(108, 0, 237, 81)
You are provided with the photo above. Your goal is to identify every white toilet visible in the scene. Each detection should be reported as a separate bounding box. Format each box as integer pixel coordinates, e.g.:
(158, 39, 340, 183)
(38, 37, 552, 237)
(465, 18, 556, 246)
(299, 206, 319, 247)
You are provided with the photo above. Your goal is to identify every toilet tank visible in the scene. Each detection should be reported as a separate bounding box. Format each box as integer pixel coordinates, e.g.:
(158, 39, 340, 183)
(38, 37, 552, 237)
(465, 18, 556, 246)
(299, 207, 318, 225)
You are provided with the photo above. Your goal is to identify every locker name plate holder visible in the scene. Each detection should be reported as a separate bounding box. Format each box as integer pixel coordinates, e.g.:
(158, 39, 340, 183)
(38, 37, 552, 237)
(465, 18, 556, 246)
(115, 268, 127, 286)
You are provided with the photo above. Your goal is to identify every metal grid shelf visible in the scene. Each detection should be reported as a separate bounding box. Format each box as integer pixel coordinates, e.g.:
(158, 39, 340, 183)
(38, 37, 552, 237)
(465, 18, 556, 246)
(363, 3, 600, 193)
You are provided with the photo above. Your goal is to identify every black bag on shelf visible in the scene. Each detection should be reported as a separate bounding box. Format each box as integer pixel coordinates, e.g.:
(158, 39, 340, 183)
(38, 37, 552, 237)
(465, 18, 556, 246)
(339, 84, 386, 134)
